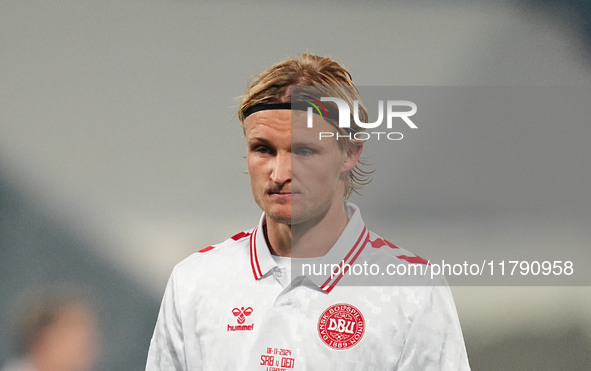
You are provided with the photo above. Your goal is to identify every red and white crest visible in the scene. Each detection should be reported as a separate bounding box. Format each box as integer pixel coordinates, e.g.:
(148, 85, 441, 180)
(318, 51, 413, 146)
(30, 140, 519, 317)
(317, 303, 365, 349)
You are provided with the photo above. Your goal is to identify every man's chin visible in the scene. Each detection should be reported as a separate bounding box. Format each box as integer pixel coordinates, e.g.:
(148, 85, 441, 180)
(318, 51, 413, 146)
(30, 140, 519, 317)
(265, 210, 292, 225)
(264, 204, 310, 226)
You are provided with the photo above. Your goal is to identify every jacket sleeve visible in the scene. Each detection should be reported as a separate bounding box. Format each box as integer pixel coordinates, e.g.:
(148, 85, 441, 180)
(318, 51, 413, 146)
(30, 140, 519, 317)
(396, 284, 470, 370)
(146, 268, 192, 371)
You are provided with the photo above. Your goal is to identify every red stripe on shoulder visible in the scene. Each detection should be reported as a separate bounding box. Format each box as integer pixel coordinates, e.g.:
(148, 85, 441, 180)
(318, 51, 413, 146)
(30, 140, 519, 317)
(369, 238, 386, 248)
(369, 237, 400, 249)
(231, 231, 252, 241)
(198, 245, 216, 253)
(396, 255, 429, 265)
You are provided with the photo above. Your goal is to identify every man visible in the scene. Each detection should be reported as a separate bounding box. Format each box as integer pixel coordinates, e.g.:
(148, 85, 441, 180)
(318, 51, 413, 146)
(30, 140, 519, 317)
(146, 54, 470, 370)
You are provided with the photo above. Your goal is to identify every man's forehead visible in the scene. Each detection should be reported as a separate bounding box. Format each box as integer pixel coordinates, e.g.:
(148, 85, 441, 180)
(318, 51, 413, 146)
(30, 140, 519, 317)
(243, 109, 292, 127)
(243, 109, 334, 129)
(243, 110, 292, 142)
(242, 109, 340, 146)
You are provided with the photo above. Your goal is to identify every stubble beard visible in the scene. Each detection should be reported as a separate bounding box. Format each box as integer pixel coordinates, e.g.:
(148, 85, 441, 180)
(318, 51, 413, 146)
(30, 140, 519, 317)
(253, 192, 292, 226)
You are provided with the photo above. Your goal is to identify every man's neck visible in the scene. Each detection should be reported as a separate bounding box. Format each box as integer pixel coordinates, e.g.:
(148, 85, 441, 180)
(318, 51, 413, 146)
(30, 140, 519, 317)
(264, 221, 291, 257)
(265, 202, 350, 258)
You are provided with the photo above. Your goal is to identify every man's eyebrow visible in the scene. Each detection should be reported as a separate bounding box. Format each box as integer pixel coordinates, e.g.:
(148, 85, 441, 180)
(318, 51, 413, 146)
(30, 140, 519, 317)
(247, 137, 273, 146)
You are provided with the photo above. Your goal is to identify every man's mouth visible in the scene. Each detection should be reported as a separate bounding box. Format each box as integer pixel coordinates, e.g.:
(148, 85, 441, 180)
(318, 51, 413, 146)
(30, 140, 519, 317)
(267, 189, 298, 196)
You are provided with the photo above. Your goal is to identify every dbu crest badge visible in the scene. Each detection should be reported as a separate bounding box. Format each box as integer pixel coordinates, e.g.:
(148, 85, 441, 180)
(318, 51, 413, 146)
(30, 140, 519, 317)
(317, 303, 365, 349)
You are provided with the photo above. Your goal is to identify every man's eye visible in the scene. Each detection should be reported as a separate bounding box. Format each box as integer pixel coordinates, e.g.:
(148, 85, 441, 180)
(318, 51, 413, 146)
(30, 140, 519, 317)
(254, 146, 272, 155)
(294, 148, 314, 157)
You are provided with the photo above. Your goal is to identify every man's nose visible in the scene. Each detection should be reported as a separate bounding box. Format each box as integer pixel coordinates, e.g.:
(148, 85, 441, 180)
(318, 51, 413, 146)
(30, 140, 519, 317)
(270, 152, 291, 183)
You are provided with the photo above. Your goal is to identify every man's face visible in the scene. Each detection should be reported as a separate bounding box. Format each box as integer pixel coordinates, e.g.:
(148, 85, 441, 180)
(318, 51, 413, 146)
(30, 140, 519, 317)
(244, 110, 360, 226)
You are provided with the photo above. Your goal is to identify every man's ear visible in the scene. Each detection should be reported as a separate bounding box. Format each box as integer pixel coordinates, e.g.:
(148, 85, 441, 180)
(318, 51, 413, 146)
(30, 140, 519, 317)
(342, 141, 364, 173)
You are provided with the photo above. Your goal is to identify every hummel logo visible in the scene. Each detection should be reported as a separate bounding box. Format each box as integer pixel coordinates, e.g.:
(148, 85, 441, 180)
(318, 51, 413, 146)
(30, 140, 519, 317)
(227, 307, 255, 332)
(232, 307, 253, 324)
